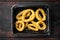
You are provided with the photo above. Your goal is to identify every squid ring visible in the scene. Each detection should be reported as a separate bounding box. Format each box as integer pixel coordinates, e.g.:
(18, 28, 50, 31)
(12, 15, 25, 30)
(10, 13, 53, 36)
(35, 8, 46, 21)
(16, 10, 25, 20)
(37, 21, 46, 30)
(16, 10, 31, 21)
(28, 24, 38, 31)
(15, 21, 25, 32)
(22, 9, 35, 22)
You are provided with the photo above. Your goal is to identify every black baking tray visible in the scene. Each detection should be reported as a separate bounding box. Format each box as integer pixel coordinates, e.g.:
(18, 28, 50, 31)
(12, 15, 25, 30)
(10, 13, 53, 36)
(11, 2, 51, 37)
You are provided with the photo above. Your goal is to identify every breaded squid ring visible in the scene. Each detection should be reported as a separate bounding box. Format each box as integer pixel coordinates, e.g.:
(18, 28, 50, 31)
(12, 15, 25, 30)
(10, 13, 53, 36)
(37, 21, 46, 30)
(35, 8, 46, 21)
(28, 24, 38, 31)
(16, 10, 25, 20)
(22, 9, 35, 22)
(16, 10, 31, 21)
(15, 21, 25, 32)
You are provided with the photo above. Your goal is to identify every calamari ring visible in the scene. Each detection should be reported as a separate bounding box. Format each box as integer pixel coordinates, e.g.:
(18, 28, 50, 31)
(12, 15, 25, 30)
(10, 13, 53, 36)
(22, 9, 35, 22)
(16, 10, 31, 21)
(35, 8, 46, 21)
(28, 24, 38, 31)
(15, 21, 25, 32)
(37, 21, 46, 30)
(16, 10, 25, 20)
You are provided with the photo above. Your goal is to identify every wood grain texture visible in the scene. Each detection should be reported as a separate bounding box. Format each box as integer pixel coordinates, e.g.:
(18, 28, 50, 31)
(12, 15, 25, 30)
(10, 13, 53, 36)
(0, 2, 60, 40)
(0, 0, 59, 2)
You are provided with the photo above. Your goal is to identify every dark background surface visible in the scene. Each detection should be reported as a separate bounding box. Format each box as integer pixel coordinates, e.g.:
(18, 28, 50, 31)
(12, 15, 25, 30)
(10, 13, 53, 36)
(0, 1, 60, 40)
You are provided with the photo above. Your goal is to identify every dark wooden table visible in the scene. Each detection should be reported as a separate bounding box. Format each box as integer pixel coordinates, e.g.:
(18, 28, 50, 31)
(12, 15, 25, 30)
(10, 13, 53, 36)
(0, 1, 60, 40)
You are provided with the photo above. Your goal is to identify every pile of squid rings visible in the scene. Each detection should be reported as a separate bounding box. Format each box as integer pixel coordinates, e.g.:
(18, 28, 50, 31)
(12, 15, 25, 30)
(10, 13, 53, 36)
(15, 8, 46, 32)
